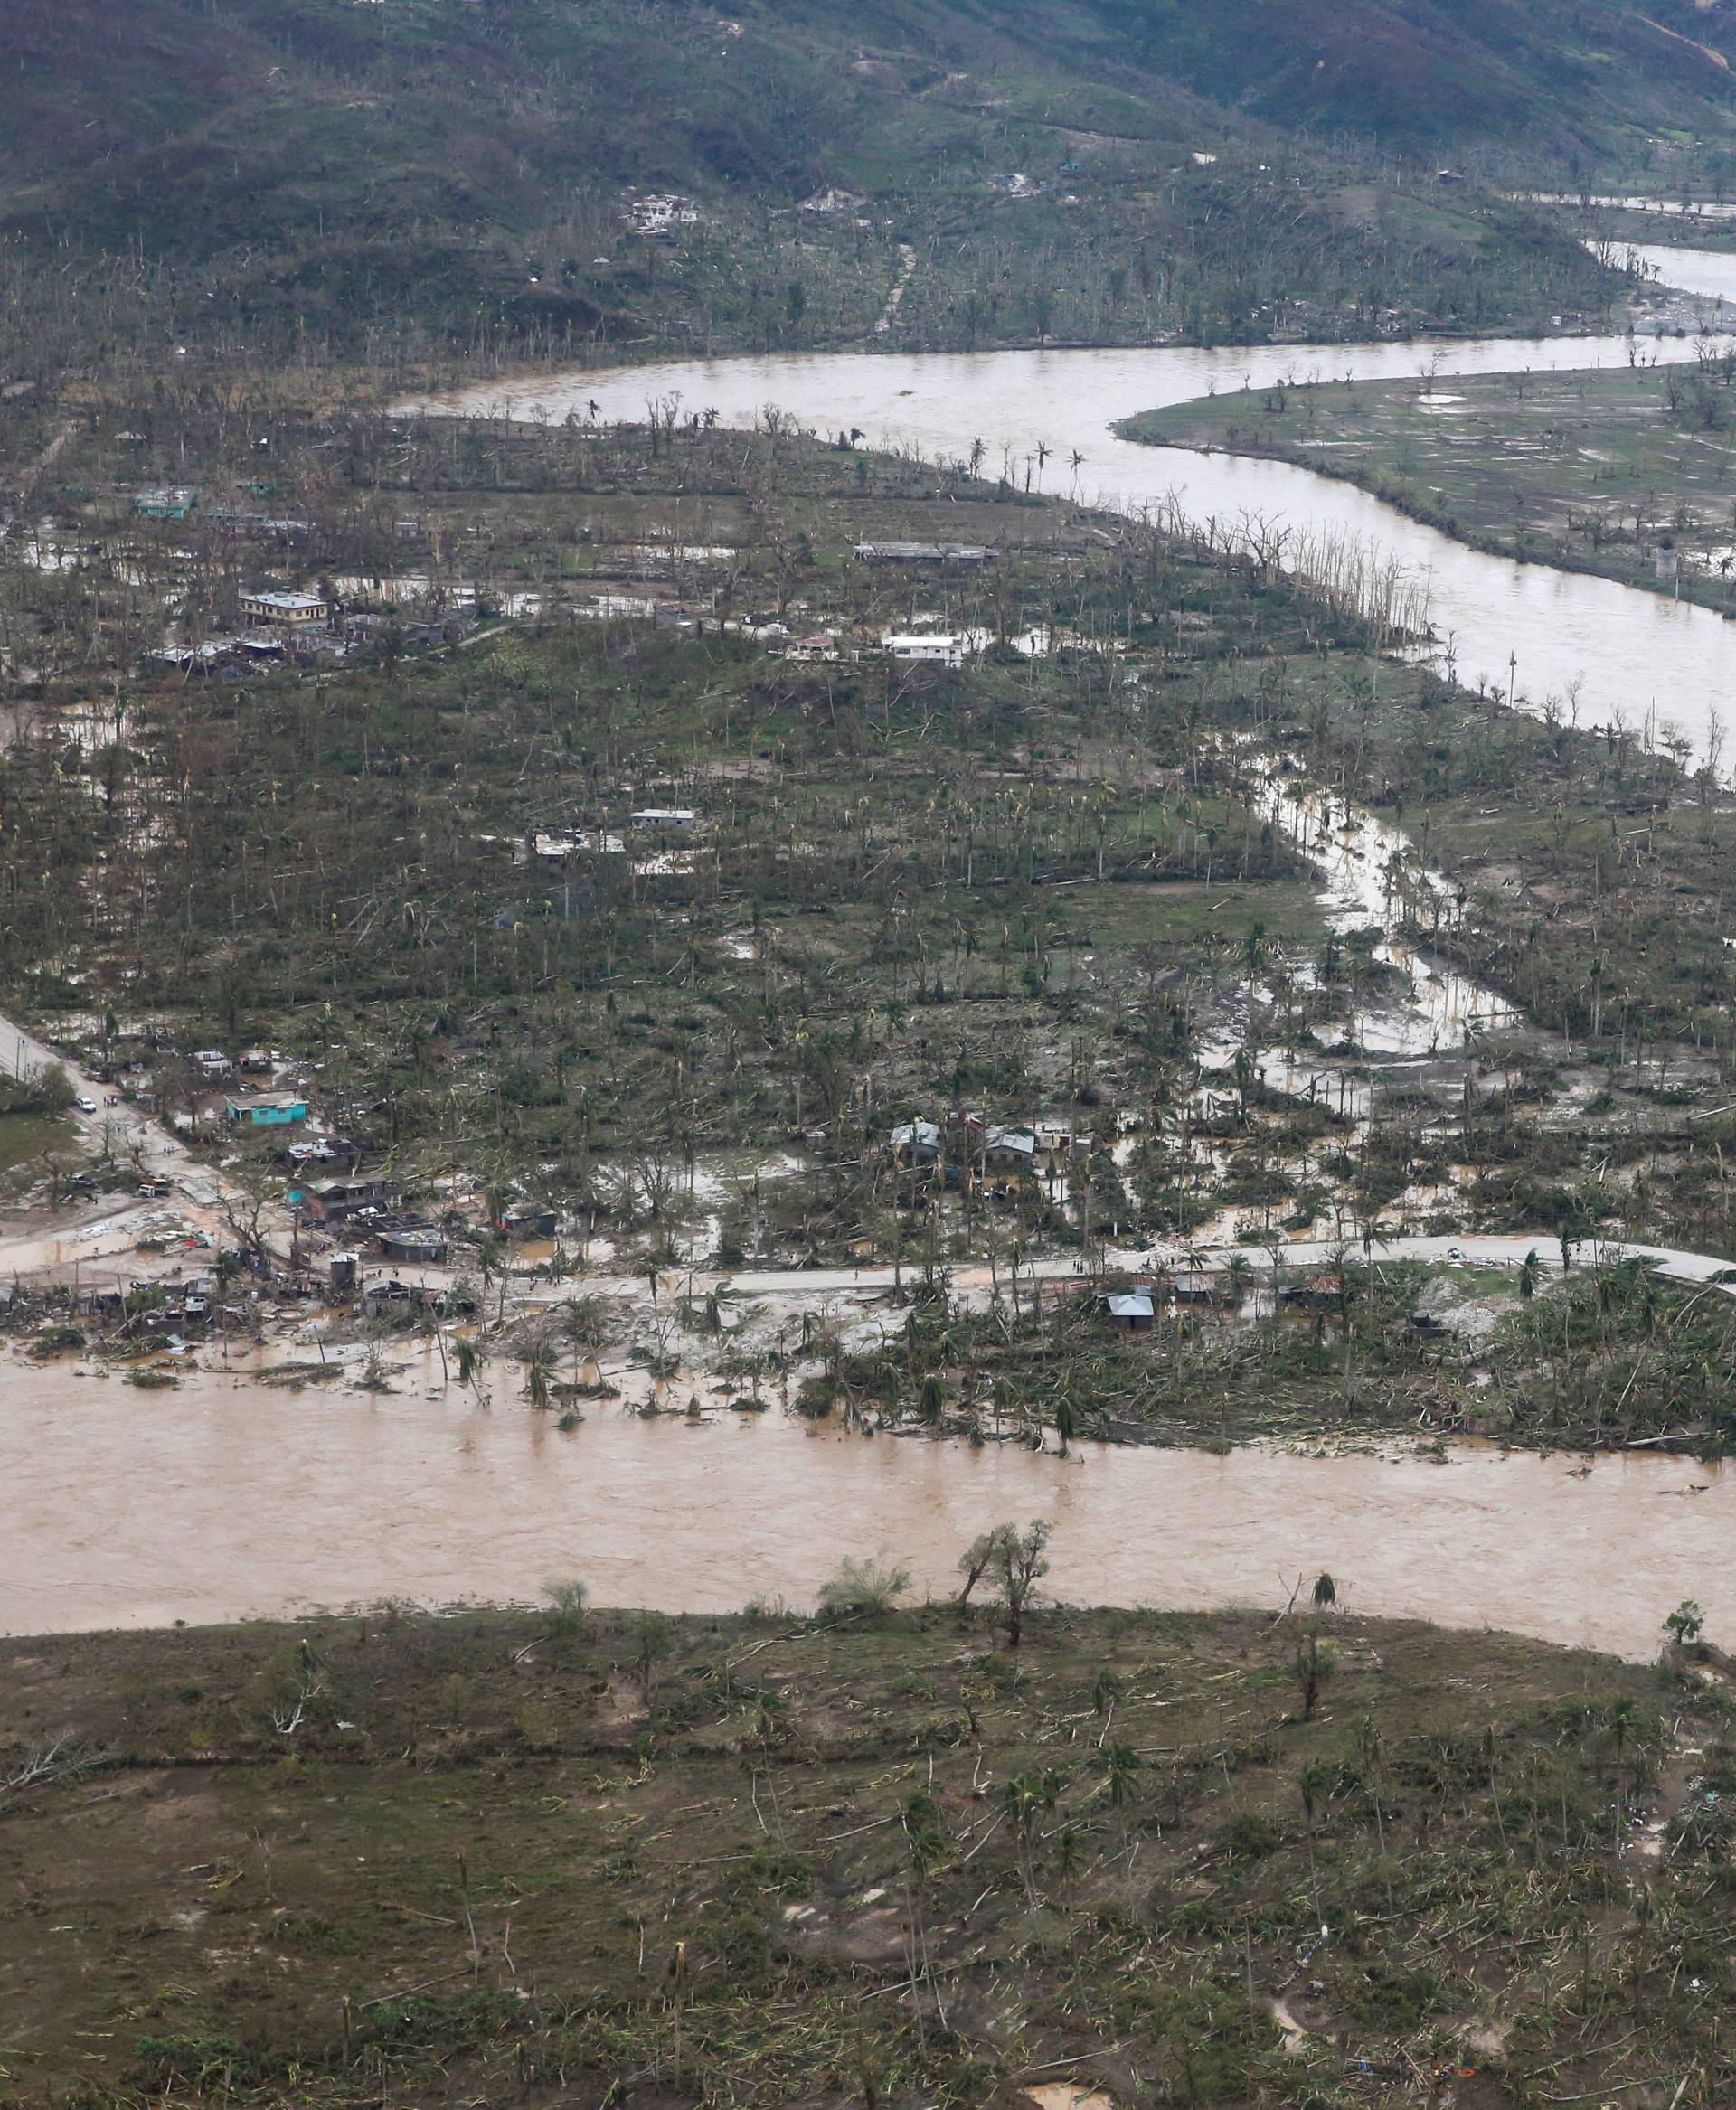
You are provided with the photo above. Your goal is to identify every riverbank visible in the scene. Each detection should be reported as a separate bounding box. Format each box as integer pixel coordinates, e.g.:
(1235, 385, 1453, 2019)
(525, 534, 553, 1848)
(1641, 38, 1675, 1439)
(1117, 362, 1736, 618)
(420, 313, 1736, 760)
(2, 1600, 1726, 2107)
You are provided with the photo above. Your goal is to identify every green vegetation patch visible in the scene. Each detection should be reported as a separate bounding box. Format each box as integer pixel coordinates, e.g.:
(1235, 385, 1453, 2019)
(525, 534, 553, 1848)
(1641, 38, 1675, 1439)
(0, 1602, 1729, 2105)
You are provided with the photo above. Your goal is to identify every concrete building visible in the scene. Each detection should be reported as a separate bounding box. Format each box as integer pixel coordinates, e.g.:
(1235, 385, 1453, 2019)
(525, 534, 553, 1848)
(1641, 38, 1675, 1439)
(239, 589, 329, 627)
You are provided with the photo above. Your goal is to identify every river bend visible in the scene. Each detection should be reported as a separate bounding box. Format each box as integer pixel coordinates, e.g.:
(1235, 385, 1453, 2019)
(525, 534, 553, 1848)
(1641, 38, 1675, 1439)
(417, 245, 1736, 758)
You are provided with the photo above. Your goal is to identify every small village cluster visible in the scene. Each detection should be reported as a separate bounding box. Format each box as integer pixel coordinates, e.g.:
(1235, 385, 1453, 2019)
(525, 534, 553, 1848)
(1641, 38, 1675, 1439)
(100, 504, 1126, 682)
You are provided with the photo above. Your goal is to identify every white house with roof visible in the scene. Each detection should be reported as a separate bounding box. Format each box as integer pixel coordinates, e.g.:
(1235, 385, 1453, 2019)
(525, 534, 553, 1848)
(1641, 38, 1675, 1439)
(239, 588, 329, 627)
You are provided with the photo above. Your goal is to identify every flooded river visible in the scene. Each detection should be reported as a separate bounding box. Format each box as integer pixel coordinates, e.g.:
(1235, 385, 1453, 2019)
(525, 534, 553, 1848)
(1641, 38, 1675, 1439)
(419, 246, 1736, 758)
(2, 1355, 1727, 1659)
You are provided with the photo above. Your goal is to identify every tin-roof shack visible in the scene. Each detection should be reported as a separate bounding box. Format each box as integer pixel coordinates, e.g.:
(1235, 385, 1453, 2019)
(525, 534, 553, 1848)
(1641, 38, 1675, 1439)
(376, 1226, 449, 1264)
(1104, 1289, 1156, 1333)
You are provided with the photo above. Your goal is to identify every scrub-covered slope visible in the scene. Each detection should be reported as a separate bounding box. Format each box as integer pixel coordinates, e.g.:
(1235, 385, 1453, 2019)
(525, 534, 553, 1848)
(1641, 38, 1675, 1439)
(0, 0, 1725, 362)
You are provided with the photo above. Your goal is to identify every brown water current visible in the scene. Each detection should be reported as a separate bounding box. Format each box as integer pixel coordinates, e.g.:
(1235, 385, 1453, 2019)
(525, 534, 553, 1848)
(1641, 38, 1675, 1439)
(2, 1355, 1727, 1657)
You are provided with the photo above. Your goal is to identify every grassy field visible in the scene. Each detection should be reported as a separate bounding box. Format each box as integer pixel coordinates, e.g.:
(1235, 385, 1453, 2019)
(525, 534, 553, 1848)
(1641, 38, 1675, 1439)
(1121, 360, 1736, 610)
(0, 1112, 69, 1185)
(1, 1599, 1731, 2107)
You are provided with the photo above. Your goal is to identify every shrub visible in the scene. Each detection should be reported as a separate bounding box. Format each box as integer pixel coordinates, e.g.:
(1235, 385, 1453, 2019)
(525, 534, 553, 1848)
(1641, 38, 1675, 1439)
(817, 1552, 910, 1617)
(542, 1578, 589, 1636)
(1214, 1811, 1282, 1860)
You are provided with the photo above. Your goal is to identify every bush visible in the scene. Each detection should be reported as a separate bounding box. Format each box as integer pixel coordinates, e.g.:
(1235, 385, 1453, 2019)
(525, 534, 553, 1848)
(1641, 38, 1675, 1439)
(1343, 1965, 1444, 2028)
(794, 1373, 838, 1418)
(542, 1578, 589, 1636)
(33, 1324, 86, 1356)
(817, 1552, 910, 1617)
(35, 1062, 75, 1116)
(1214, 1811, 1282, 1860)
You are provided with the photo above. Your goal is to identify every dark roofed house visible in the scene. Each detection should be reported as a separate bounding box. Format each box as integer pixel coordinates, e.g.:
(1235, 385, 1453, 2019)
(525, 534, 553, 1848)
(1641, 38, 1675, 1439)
(1280, 1273, 1344, 1311)
(303, 1175, 401, 1222)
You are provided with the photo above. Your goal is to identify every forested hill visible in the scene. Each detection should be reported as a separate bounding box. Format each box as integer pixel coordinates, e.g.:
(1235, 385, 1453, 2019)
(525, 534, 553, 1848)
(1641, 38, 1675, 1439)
(5, 0, 1736, 366)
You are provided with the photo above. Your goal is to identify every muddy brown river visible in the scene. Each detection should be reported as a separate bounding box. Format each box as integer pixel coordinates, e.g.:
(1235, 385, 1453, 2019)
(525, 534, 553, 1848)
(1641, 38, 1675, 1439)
(4, 1356, 1727, 1657)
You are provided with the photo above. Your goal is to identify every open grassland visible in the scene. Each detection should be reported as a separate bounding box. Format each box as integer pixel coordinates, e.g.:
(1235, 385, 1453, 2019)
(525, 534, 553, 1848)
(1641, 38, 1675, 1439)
(2, 1601, 1732, 2107)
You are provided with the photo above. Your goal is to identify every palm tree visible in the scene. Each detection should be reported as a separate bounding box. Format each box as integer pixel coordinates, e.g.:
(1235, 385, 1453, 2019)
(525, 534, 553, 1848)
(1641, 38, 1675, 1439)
(1231, 1043, 1256, 1122)
(522, 1344, 555, 1411)
(1609, 1696, 1636, 1767)
(453, 1334, 485, 1399)
(1001, 1768, 1062, 1902)
(1096, 1740, 1142, 1814)
(1292, 1628, 1334, 1719)
(1052, 1396, 1078, 1457)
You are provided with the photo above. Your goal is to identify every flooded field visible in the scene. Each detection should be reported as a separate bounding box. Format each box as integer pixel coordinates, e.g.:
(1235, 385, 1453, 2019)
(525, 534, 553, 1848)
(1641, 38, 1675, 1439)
(1201, 752, 1523, 1114)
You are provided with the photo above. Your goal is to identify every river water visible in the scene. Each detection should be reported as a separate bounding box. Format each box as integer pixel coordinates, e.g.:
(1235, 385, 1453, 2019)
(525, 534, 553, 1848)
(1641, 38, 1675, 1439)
(417, 245, 1736, 758)
(1524, 193, 1736, 224)
(1, 1354, 1724, 1658)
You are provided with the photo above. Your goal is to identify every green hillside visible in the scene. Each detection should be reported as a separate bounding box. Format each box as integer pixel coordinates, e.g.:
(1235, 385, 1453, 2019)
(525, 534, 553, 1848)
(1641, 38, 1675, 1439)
(3, 0, 1733, 367)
